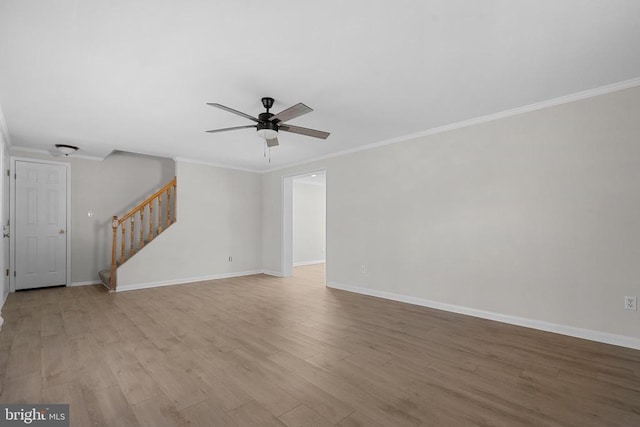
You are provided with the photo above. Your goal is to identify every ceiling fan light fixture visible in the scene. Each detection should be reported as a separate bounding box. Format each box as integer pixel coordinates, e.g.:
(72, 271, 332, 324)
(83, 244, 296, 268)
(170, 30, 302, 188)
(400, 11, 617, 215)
(54, 144, 79, 156)
(256, 128, 278, 140)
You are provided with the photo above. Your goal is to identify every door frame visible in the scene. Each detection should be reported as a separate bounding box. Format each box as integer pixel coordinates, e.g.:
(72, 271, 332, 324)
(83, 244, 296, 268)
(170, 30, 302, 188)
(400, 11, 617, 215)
(281, 169, 326, 278)
(9, 157, 71, 292)
(0, 141, 8, 306)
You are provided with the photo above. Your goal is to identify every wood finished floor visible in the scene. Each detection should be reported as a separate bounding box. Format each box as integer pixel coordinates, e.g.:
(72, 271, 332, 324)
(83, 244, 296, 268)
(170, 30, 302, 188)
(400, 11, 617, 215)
(0, 264, 639, 426)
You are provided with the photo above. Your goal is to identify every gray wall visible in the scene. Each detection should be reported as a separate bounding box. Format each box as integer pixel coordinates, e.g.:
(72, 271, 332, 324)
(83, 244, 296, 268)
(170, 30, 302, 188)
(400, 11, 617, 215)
(263, 85, 640, 343)
(117, 160, 262, 286)
(10, 150, 175, 283)
(293, 181, 325, 265)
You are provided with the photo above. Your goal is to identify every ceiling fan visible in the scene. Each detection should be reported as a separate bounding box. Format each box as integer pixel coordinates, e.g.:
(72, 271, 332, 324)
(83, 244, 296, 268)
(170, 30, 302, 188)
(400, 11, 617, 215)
(206, 97, 330, 148)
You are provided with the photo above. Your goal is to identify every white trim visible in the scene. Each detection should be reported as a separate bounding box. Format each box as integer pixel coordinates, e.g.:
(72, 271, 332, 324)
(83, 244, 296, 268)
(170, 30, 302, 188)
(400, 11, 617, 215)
(70, 280, 101, 287)
(0, 127, 8, 308)
(0, 104, 11, 147)
(281, 168, 328, 279)
(174, 157, 259, 173)
(262, 270, 284, 277)
(0, 289, 5, 331)
(293, 260, 326, 267)
(282, 176, 293, 277)
(1, 290, 6, 307)
(284, 169, 327, 179)
(10, 145, 106, 161)
(265, 77, 640, 173)
(10, 157, 72, 291)
(116, 270, 263, 292)
(2, 78, 639, 175)
(327, 281, 640, 351)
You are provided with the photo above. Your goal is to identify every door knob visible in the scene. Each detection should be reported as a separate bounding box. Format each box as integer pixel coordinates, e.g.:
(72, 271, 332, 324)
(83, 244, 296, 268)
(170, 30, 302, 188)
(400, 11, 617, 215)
(59, 229, 65, 234)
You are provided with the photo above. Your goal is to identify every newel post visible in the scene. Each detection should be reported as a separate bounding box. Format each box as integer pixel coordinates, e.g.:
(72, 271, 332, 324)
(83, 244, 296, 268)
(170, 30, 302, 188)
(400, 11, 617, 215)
(110, 216, 118, 291)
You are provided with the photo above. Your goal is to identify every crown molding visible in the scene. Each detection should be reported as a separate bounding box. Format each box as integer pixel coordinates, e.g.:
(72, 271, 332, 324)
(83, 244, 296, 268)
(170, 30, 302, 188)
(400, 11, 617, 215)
(4, 77, 639, 174)
(264, 76, 640, 173)
(10, 145, 106, 161)
(173, 156, 261, 173)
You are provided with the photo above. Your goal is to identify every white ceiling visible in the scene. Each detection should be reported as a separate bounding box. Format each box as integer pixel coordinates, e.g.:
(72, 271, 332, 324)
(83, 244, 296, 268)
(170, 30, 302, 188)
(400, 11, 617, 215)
(294, 172, 326, 187)
(1, 1, 639, 171)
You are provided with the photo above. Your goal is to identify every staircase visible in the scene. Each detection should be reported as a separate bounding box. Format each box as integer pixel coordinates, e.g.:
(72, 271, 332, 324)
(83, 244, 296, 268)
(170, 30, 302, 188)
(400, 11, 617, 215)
(99, 177, 177, 291)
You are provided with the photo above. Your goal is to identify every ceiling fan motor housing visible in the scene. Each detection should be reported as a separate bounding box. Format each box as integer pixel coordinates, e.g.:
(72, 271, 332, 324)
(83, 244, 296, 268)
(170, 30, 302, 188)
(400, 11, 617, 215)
(257, 113, 278, 132)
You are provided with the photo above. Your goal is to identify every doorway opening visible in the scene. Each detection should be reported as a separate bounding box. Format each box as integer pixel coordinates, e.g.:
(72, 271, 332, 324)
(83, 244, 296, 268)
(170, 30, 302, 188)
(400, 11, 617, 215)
(282, 170, 326, 283)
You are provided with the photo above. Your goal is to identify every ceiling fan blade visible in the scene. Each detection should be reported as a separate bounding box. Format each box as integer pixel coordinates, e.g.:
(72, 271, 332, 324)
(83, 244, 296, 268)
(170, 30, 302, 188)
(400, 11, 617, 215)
(205, 125, 256, 134)
(266, 137, 279, 147)
(279, 124, 330, 139)
(207, 103, 260, 123)
(269, 103, 313, 123)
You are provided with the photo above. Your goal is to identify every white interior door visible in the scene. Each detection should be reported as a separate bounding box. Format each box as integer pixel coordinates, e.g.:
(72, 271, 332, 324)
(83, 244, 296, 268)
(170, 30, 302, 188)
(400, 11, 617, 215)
(15, 161, 67, 290)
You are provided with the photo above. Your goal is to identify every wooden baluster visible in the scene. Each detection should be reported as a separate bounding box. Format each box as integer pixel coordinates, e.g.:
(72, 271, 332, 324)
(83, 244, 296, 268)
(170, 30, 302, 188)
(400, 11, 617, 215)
(111, 216, 118, 290)
(166, 188, 171, 227)
(109, 179, 176, 285)
(149, 200, 154, 241)
(130, 217, 135, 255)
(108, 179, 176, 291)
(157, 194, 164, 234)
(139, 208, 145, 248)
(120, 220, 126, 264)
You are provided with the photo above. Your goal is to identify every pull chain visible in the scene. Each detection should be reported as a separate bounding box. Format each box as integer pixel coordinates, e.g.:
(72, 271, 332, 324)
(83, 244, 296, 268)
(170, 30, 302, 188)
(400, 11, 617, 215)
(269, 147, 271, 163)
(264, 140, 266, 157)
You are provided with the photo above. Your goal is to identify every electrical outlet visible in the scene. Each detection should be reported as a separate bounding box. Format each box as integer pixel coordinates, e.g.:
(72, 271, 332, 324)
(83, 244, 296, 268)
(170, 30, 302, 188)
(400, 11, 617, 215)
(360, 264, 366, 274)
(624, 296, 637, 311)
(228, 256, 233, 262)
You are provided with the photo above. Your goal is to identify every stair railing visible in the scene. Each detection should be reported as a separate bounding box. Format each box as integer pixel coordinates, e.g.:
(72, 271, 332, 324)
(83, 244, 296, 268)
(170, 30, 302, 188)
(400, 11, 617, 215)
(109, 177, 177, 290)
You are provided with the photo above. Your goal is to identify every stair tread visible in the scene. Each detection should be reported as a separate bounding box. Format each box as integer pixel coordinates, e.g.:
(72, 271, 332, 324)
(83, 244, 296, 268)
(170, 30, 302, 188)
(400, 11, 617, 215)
(98, 270, 111, 287)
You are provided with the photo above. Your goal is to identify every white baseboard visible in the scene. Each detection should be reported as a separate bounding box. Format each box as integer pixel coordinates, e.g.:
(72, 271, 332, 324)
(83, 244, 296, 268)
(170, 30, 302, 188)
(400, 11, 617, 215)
(327, 281, 640, 351)
(116, 270, 264, 292)
(262, 270, 285, 277)
(0, 294, 4, 331)
(0, 291, 5, 331)
(70, 281, 101, 287)
(293, 260, 326, 267)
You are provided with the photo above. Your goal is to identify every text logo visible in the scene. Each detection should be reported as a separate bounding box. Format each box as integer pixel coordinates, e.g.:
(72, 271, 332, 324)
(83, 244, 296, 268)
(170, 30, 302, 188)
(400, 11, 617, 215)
(0, 405, 69, 427)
